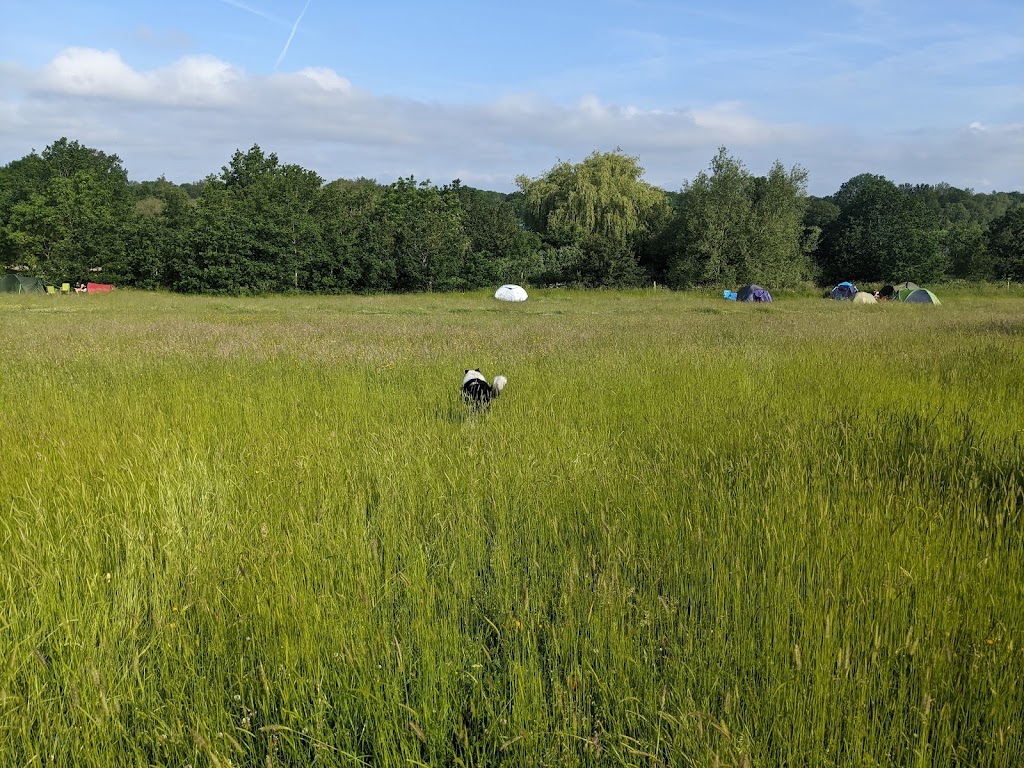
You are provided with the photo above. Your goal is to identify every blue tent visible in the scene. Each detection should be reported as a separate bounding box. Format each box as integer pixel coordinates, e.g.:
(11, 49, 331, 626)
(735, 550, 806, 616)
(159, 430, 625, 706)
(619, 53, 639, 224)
(830, 282, 858, 300)
(737, 284, 772, 302)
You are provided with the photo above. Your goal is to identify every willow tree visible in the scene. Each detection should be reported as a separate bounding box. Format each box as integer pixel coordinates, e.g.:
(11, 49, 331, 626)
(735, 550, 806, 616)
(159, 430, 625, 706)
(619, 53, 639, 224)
(515, 149, 670, 286)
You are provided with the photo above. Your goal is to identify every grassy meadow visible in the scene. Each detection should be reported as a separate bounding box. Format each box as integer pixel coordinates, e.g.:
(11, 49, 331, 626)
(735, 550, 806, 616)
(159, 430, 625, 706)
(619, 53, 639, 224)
(0, 287, 1022, 767)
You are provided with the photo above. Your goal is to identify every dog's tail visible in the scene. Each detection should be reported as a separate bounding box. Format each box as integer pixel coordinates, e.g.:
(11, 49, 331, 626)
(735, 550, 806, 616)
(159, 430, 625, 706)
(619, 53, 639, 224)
(492, 375, 507, 397)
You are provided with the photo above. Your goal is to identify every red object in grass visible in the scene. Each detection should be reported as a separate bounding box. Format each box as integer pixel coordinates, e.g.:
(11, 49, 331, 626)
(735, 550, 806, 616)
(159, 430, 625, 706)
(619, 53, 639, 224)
(86, 283, 114, 293)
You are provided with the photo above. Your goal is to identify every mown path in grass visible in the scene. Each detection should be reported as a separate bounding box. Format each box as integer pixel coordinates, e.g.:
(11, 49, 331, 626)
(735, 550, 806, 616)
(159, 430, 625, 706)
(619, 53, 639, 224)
(1, 289, 1021, 766)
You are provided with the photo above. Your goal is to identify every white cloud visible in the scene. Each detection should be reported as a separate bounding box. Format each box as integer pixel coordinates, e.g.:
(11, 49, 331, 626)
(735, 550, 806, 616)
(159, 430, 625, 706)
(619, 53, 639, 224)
(295, 67, 353, 93)
(690, 101, 806, 144)
(38, 48, 148, 99)
(36, 48, 242, 107)
(2, 48, 1022, 194)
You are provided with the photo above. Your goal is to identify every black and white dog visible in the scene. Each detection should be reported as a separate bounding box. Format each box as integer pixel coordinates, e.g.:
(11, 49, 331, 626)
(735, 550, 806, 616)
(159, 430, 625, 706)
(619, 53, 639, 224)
(461, 369, 507, 408)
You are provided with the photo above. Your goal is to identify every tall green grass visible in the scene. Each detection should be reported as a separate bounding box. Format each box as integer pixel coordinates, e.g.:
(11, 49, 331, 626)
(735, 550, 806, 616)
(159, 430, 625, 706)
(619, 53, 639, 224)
(1, 289, 1021, 766)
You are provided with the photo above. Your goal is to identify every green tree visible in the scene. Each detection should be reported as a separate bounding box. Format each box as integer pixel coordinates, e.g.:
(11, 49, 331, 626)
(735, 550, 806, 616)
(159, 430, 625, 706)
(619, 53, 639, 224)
(322, 178, 398, 293)
(443, 181, 542, 287)
(307, 179, 367, 293)
(944, 222, 992, 280)
(516, 149, 669, 286)
(179, 146, 324, 293)
(988, 206, 1024, 281)
(669, 148, 746, 287)
(125, 177, 195, 289)
(664, 148, 809, 288)
(801, 198, 840, 282)
(0, 152, 49, 264)
(7, 172, 127, 282)
(746, 162, 812, 286)
(818, 174, 945, 284)
(386, 177, 470, 292)
(0, 138, 133, 282)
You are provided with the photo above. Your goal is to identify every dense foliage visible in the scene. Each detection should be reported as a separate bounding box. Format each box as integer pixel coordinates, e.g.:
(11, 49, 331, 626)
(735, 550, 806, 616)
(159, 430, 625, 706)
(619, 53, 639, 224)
(1, 138, 1021, 293)
(657, 149, 812, 289)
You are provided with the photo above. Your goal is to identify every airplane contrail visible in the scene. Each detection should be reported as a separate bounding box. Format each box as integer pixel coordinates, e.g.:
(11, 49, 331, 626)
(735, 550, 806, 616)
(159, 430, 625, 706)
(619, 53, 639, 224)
(275, 0, 313, 70)
(219, 0, 285, 26)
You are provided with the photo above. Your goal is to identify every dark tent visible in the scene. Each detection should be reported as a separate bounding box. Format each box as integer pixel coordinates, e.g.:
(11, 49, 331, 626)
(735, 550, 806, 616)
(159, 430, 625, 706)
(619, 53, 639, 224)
(903, 288, 941, 304)
(879, 285, 895, 300)
(0, 273, 46, 294)
(737, 284, 772, 302)
(830, 281, 858, 300)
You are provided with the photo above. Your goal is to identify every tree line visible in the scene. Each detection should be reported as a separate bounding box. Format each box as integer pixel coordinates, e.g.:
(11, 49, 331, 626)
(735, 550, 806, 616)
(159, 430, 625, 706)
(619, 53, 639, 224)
(1, 138, 1021, 294)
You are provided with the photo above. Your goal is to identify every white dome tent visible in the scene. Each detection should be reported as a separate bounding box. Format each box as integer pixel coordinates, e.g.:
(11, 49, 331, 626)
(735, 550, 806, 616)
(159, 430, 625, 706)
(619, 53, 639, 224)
(494, 284, 528, 302)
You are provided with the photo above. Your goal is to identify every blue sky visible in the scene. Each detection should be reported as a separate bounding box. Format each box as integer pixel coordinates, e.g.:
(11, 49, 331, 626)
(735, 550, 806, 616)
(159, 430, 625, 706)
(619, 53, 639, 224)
(1, 0, 1021, 194)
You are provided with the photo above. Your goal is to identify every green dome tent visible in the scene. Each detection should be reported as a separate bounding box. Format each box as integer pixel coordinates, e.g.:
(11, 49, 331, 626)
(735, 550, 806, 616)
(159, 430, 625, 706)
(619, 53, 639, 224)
(894, 281, 921, 301)
(903, 288, 941, 304)
(0, 273, 46, 293)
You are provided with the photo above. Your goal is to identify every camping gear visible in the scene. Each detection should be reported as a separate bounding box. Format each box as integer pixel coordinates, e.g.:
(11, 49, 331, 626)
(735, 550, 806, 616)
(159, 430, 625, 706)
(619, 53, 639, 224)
(830, 282, 858, 300)
(0, 274, 46, 293)
(86, 283, 114, 293)
(737, 284, 772, 302)
(852, 291, 877, 304)
(879, 285, 895, 300)
(723, 290, 737, 300)
(902, 288, 941, 304)
(494, 284, 528, 302)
